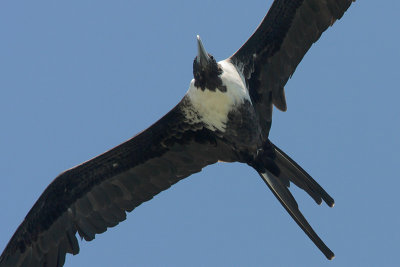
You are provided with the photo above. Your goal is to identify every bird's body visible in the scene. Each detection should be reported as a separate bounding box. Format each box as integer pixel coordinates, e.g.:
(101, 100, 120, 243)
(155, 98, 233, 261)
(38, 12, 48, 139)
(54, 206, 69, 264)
(185, 57, 261, 154)
(186, 59, 253, 133)
(0, 1, 355, 266)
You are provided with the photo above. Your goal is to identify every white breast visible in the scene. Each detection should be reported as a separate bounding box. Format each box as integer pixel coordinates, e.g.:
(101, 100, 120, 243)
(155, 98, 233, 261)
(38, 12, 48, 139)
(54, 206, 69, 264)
(184, 60, 251, 132)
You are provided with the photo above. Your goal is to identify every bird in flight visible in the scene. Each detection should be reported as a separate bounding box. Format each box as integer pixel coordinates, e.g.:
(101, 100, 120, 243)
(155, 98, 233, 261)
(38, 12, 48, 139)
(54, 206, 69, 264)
(0, 0, 355, 266)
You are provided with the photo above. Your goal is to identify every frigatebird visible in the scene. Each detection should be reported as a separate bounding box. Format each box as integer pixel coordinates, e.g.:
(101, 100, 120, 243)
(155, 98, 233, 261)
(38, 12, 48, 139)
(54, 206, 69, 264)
(0, 0, 355, 266)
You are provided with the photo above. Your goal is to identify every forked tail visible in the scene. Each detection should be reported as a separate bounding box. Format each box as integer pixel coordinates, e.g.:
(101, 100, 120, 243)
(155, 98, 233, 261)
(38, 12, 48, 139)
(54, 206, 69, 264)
(251, 141, 335, 260)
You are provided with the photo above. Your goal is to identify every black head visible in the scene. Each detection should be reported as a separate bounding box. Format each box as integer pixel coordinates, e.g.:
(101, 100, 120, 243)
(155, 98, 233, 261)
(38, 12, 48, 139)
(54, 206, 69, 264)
(193, 35, 226, 92)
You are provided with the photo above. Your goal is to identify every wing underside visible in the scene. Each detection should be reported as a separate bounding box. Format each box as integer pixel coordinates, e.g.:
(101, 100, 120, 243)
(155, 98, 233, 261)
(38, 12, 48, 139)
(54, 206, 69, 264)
(231, 0, 354, 133)
(0, 99, 228, 267)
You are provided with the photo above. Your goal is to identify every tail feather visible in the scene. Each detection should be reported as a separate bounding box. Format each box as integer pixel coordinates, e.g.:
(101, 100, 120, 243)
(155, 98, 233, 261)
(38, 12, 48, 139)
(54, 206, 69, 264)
(259, 171, 335, 260)
(252, 141, 335, 259)
(272, 143, 335, 207)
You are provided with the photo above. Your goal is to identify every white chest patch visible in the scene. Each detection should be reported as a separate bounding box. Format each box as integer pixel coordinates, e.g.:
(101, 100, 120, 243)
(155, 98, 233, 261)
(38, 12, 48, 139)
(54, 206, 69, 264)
(184, 60, 251, 132)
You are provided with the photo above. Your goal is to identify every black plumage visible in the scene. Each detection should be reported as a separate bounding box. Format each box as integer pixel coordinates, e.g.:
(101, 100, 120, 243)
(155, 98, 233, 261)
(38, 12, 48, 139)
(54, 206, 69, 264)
(0, 0, 355, 266)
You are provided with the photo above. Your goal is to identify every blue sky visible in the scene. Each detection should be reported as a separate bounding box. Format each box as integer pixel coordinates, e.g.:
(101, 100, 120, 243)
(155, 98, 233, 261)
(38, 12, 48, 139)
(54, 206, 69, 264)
(0, 1, 398, 266)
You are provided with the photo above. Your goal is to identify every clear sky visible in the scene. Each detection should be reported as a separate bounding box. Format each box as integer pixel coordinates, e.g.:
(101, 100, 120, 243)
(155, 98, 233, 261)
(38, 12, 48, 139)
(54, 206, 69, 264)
(0, 1, 398, 266)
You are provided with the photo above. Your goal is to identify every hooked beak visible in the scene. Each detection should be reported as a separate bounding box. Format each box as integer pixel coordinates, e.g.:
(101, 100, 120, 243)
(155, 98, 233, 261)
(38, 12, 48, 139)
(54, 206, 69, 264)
(196, 35, 211, 69)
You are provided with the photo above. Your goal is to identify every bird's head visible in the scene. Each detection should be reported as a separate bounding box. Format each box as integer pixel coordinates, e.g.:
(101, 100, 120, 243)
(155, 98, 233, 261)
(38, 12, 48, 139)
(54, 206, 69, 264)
(193, 35, 226, 92)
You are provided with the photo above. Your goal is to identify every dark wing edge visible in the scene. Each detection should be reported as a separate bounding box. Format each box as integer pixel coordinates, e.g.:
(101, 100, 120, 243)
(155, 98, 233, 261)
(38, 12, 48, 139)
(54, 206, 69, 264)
(230, 0, 355, 126)
(0, 98, 225, 267)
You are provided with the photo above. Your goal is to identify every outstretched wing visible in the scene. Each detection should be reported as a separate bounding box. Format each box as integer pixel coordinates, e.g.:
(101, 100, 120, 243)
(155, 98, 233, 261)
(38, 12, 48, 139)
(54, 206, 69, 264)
(0, 98, 227, 267)
(230, 0, 354, 134)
